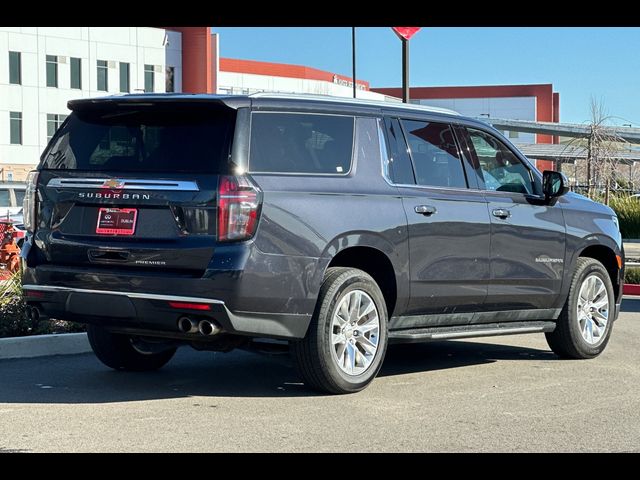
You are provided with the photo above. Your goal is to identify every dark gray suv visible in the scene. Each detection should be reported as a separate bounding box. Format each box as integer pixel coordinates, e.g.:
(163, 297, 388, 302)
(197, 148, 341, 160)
(22, 93, 623, 394)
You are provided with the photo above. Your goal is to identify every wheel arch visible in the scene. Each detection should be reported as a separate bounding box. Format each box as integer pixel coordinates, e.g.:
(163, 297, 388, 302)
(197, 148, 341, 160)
(318, 232, 409, 318)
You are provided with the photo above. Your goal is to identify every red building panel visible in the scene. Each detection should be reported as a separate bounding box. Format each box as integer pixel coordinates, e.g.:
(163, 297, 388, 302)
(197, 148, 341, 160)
(373, 84, 558, 144)
(164, 27, 214, 93)
(219, 58, 369, 90)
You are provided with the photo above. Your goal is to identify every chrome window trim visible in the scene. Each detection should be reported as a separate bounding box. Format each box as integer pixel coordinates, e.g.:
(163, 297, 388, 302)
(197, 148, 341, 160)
(46, 178, 200, 191)
(377, 118, 478, 195)
(22, 285, 223, 304)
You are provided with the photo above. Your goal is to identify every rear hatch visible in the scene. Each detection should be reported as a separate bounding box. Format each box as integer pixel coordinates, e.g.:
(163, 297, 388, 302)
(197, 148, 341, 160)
(33, 98, 238, 275)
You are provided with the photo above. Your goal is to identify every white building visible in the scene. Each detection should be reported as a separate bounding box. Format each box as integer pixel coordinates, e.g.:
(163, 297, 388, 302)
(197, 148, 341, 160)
(0, 27, 182, 181)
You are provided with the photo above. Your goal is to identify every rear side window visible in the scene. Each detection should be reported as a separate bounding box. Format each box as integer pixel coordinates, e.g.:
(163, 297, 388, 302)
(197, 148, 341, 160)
(249, 113, 354, 174)
(401, 119, 467, 189)
(41, 106, 235, 173)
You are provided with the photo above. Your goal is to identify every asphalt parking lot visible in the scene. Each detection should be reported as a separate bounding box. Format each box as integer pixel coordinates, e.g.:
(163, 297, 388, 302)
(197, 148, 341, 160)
(1, 300, 639, 453)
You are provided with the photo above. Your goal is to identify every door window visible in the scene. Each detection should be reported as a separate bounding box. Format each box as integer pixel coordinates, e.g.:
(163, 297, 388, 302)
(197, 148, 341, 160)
(400, 119, 467, 189)
(466, 128, 534, 195)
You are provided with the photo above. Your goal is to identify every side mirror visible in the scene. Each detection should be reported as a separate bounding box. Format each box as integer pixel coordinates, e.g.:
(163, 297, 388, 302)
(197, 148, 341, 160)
(543, 170, 569, 202)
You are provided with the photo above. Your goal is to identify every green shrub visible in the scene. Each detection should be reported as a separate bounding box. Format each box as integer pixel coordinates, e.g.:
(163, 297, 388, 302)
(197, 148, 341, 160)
(625, 267, 640, 285)
(0, 272, 85, 338)
(609, 195, 640, 239)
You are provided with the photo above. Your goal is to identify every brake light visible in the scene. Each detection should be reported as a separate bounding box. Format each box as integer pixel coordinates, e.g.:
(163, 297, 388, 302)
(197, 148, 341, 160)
(24, 170, 39, 233)
(217, 176, 261, 241)
(168, 301, 211, 311)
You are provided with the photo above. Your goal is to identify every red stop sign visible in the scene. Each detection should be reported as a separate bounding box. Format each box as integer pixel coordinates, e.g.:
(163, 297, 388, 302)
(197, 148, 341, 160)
(392, 27, 421, 41)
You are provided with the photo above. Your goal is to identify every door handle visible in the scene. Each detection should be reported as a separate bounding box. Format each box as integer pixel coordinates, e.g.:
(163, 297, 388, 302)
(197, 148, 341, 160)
(492, 208, 511, 219)
(415, 205, 437, 216)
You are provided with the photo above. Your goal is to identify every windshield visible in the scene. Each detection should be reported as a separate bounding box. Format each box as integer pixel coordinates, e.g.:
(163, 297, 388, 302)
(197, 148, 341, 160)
(41, 105, 236, 173)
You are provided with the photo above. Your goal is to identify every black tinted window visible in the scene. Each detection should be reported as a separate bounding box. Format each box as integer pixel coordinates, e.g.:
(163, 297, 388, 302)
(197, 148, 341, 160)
(384, 117, 415, 184)
(249, 113, 353, 174)
(401, 120, 466, 189)
(41, 106, 235, 173)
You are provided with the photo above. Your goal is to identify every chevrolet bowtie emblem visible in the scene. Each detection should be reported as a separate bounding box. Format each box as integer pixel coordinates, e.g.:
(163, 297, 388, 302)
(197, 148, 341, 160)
(102, 179, 125, 189)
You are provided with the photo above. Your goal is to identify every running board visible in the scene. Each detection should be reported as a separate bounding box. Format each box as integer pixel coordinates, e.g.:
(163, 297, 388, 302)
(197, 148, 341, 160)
(388, 321, 556, 344)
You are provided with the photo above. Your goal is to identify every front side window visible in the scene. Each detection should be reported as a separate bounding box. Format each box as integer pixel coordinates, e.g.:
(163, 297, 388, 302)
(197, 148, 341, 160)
(466, 128, 534, 195)
(400, 119, 467, 189)
(97, 60, 108, 91)
(250, 113, 354, 174)
(46, 55, 58, 87)
(144, 64, 154, 93)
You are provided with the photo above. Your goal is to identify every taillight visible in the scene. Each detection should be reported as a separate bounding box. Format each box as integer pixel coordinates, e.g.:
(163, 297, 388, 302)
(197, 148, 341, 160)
(217, 175, 261, 242)
(24, 170, 39, 233)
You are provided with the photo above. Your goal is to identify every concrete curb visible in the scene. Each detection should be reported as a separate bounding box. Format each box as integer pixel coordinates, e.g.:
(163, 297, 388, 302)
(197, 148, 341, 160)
(0, 332, 90, 360)
(623, 284, 640, 296)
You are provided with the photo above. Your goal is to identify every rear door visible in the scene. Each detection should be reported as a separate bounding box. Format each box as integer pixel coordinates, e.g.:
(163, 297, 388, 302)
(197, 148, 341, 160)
(384, 116, 490, 319)
(32, 100, 238, 275)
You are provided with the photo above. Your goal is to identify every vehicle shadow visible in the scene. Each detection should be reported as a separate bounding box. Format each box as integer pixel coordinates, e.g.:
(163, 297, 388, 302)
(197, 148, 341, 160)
(0, 339, 554, 403)
(380, 341, 555, 378)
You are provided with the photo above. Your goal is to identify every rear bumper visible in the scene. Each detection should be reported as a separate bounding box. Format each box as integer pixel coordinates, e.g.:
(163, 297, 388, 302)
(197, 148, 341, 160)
(23, 284, 311, 340)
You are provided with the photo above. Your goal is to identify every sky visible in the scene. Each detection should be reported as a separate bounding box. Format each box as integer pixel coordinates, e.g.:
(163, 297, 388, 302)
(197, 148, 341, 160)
(212, 27, 640, 126)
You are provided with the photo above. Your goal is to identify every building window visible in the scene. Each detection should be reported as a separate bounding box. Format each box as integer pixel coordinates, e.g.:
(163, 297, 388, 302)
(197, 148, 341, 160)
(119, 62, 130, 93)
(9, 51, 21, 85)
(144, 64, 154, 93)
(70, 57, 82, 89)
(165, 66, 175, 93)
(508, 130, 520, 139)
(46, 55, 58, 87)
(47, 114, 68, 142)
(97, 60, 108, 91)
(7, 172, 13, 182)
(10, 112, 22, 145)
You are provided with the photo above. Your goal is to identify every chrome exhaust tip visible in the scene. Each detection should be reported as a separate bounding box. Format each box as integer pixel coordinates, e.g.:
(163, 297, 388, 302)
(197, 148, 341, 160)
(198, 320, 220, 336)
(177, 316, 198, 334)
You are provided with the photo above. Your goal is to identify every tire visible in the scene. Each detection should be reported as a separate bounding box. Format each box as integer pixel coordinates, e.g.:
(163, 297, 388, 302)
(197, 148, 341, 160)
(87, 324, 177, 371)
(546, 257, 615, 359)
(291, 267, 388, 394)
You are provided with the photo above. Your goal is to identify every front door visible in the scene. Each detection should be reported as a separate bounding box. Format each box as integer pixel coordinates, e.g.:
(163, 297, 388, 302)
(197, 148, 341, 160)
(461, 126, 566, 311)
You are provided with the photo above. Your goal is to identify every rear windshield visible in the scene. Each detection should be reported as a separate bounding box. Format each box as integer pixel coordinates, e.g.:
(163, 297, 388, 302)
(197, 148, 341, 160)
(41, 105, 235, 173)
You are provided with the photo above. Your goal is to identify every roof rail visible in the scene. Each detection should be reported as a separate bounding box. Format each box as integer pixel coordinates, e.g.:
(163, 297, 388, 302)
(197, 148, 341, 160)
(248, 92, 460, 116)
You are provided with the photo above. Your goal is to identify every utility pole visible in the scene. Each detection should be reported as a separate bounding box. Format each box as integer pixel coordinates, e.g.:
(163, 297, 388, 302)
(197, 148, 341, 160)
(402, 37, 409, 103)
(352, 27, 356, 99)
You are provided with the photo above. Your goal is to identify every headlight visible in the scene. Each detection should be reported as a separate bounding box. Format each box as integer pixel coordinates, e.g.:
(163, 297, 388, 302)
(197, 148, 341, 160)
(612, 215, 619, 230)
